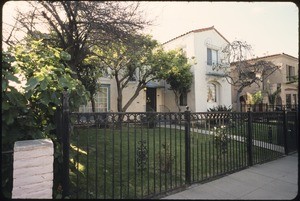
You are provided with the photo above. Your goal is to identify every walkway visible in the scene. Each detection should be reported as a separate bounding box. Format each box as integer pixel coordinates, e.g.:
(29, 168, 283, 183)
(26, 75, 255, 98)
(162, 153, 298, 200)
(161, 124, 285, 153)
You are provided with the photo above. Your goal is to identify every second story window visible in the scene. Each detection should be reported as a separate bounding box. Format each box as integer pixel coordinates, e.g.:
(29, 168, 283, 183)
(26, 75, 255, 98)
(286, 65, 295, 82)
(207, 48, 218, 65)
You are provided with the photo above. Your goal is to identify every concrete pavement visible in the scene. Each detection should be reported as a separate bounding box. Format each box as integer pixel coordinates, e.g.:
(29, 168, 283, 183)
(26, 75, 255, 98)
(162, 153, 298, 200)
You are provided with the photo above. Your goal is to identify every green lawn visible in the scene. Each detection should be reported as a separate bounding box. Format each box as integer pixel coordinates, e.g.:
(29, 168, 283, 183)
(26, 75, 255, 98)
(68, 124, 282, 199)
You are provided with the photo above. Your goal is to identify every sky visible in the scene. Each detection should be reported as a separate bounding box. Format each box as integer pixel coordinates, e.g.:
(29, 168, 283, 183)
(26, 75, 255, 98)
(2, 1, 299, 58)
(140, 1, 299, 58)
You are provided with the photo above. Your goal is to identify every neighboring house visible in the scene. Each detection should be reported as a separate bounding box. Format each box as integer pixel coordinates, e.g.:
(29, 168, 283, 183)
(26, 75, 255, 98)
(231, 53, 298, 111)
(79, 26, 232, 112)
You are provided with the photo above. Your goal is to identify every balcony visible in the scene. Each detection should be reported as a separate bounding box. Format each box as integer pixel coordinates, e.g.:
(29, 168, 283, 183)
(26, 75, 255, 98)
(286, 75, 298, 83)
(205, 64, 227, 77)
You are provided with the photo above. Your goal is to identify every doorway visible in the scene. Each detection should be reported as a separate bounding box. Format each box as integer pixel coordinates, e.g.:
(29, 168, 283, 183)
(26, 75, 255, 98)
(146, 88, 156, 112)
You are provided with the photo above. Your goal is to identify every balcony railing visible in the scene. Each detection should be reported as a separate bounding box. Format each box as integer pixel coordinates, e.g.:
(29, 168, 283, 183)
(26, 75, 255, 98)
(286, 75, 298, 83)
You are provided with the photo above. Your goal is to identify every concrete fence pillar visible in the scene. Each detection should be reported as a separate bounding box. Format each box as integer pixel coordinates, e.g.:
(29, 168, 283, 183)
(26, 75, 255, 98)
(12, 139, 54, 199)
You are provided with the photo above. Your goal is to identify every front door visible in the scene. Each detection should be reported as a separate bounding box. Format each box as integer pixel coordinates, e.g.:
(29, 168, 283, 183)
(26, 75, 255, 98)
(146, 88, 156, 112)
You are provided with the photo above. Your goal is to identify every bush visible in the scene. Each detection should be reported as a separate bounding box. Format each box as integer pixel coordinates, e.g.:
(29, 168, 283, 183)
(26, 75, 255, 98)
(214, 125, 230, 158)
(207, 105, 232, 112)
(2, 40, 89, 198)
(156, 143, 173, 173)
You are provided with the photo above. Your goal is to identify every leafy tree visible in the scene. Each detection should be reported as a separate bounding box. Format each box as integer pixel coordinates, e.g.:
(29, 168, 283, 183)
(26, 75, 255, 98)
(93, 34, 161, 112)
(3, 1, 151, 111)
(212, 40, 279, 112)
(77, 56, 103, 112)
(159, 49, 194, 112)
(2, 39, 88, 198)
(252, 91, 263, 104)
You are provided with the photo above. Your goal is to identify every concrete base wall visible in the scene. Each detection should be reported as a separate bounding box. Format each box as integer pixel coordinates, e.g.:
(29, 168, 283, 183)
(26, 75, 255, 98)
(12, 139, 54, 199)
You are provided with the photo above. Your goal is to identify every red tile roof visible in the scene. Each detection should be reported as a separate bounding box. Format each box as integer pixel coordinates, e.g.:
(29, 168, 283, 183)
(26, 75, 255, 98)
(162, 26, 230, 45)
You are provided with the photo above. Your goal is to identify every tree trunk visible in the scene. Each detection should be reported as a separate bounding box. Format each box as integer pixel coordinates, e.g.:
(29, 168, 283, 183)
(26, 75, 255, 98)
(117, 91, 123, 112)
(174, 91, 181, 112)
(122, 84, 144, 112)
(115, 73, 123, 113)
(236, 87, 245, 112)
(90, 94, 96, 113)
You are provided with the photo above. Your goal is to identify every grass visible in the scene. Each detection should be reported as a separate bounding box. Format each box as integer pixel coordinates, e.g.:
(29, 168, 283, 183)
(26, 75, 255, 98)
(68, 122, 283, 199)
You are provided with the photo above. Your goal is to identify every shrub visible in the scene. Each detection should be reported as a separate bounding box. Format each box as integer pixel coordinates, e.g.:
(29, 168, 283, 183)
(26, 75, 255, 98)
(207, 105, 232, 112)
(156, 143, 173, 173)
(214, 125, 230, 158)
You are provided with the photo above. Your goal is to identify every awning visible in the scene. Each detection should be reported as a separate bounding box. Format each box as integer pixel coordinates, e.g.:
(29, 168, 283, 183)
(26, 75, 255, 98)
(146, 81, 164, 88)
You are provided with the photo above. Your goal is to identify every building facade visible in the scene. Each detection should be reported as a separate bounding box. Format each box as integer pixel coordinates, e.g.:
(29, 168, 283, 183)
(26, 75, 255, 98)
(231, 53, 298, 111)
(162, 26, 232, 112)
(79, 26, 233, 112)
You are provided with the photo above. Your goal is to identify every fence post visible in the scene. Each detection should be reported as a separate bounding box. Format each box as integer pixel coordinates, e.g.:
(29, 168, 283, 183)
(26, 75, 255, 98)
(184, 106, 191, 185)
(61, 88, 70, 198)
(282, 110, 289, 155)
(247, 109, 253, 166)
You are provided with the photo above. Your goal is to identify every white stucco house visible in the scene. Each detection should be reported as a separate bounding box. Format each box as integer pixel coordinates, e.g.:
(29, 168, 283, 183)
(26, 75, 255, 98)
(79, 26, 232, 113)
(161, 26, 232, 112)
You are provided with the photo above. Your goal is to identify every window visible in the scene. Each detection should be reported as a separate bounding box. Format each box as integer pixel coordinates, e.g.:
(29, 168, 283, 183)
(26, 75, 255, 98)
(94, 86, 109, 112)
(286, 65, 295, 82)
(286, 94, 292, 105)
(79, 85, 110, 112)
(207, 48, 218, 65)
(180, 92, 187, 106)
(207, 83, 216, 102)
(292, 94, 297, 105)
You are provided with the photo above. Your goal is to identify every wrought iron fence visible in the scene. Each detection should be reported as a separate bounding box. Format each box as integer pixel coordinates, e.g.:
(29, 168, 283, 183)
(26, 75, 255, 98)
(1, 150, 14, 198)
(59, 106, 298, 199)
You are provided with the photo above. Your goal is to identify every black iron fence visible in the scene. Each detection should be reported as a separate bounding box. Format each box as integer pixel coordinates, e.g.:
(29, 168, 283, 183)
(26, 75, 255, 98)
(1, 150, 14, 198)
(59, 104, 298, 199)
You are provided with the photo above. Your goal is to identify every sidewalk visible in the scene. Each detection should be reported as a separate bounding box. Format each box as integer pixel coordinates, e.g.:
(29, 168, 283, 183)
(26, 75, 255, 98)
(162, 153, 298, 200)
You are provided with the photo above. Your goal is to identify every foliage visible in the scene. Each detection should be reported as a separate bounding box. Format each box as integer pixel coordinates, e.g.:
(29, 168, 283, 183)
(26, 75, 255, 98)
(93, 34, 161, 112)
(77, 58, 102, 112)
(214, 125, 230, 158)
(2, 40, 88, 198)
(207, 105, 232, 112)
(158, 48, 194, 111)
(252, 91, 263, 104)
(4, 1, 151, 112)
(156, 143, 174, 173)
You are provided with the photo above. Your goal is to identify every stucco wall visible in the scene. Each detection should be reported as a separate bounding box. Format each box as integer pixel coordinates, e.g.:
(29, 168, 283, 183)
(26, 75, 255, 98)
(163, 28, 230, 112)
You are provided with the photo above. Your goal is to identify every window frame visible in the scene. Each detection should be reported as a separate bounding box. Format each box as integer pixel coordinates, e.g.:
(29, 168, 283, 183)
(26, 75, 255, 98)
(79, 84, 110, 112)
(207, 48, 218, 66)
(286, 65, 295, 82)
(179, 92, 188, 106)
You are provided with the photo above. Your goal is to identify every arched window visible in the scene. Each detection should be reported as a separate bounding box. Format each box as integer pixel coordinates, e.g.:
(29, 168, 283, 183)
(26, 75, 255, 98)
(207, 83, 217, 102)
